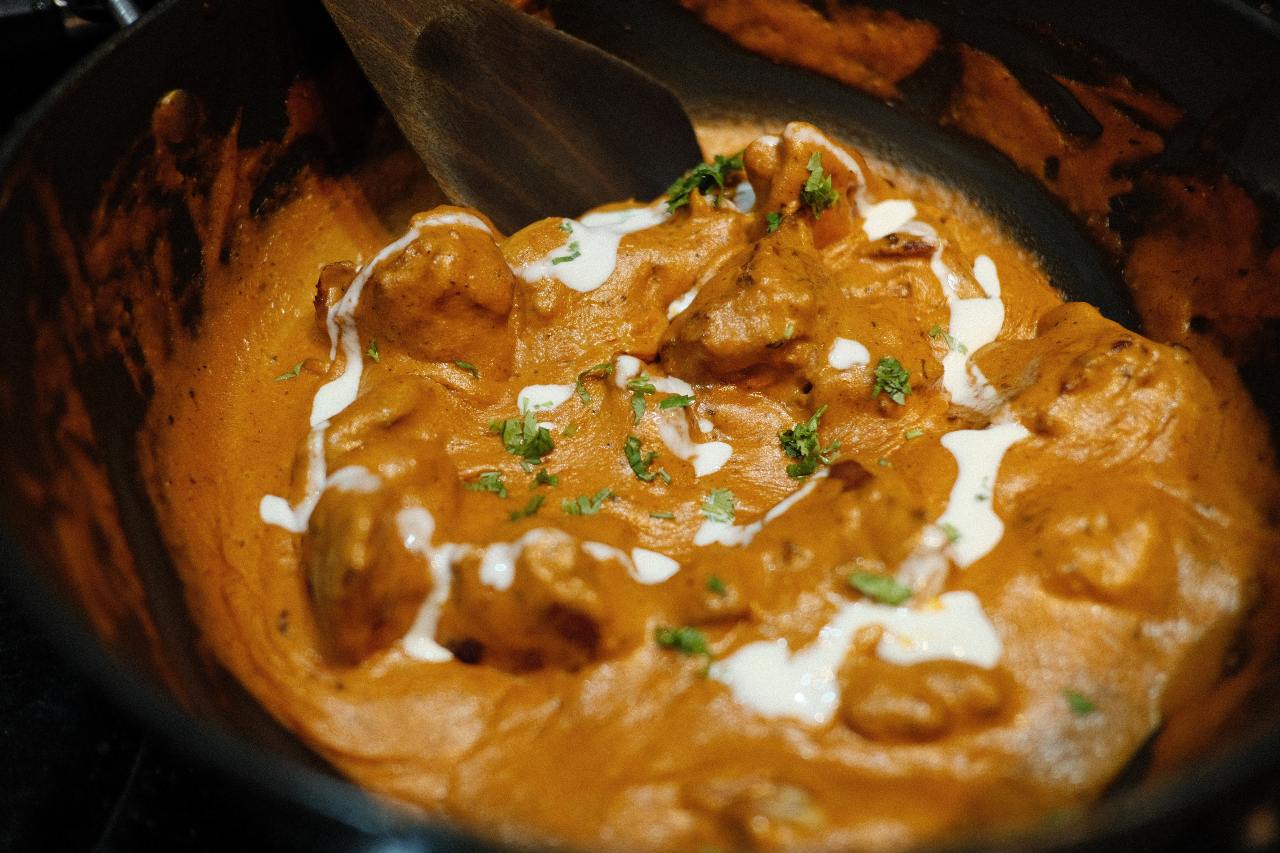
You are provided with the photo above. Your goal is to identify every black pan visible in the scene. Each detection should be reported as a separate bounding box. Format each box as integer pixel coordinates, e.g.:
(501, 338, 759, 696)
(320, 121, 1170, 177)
(0, 0, 1278, 849)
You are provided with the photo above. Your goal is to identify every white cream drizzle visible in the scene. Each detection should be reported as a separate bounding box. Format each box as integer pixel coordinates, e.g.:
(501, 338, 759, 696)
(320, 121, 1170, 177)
(478, 528, 571, 592)
(612, 354, 693, 396)
(514, 206, 668, 294)
(861, 199, 917, 242)
(579, 542, 681, 584)
(517, 384, 576, 414)
(656, 408, 733, 478)
(935, 423, 1029, 567)
(398, 507, 468, 662)
(828, 337, 871, 370)
(693, 470, 827, 547)
(712, 591, 1001, 724)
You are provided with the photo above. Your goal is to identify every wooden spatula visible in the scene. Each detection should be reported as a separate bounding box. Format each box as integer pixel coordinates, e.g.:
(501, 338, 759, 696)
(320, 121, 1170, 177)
(321, 0, 704, 235)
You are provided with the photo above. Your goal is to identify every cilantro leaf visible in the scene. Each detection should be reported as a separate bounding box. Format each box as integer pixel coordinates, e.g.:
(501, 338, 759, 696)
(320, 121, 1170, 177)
(801, 152, 839, 218)
(575, 362, 613, 405)
(456, 360, 479, 379)
(872, 356, 912, 405)
(627, 374, 657, 424)
(1063, 689, 1097, 716)
(928, 323, 968, 355)
(649, 511, 676, 520)
(531, 469, 559, 490)
(509, 494, 544, 521)
(707, 575, 727, 596)
(778, 404, 841, 478)
(655, 625, 710, 657)
(274, 361, 305, 382)
(624, 435, 671, 484)
(940, 522, 961, 543)
(365, 340, 381, 363)
(561, 487, 615, 516)
(562, 423, 579, 438)
(464, 471, 507, 499)
(659, 394, 695, 410)
(848, 571, 912, 605)
(702, 488, 737, 523)
(665, 152, 745, 214)
(765, 212, 782, 233)
(552, 241, 581, 265)
(904, 428, 923, 440)
(489, 410, 555, 465)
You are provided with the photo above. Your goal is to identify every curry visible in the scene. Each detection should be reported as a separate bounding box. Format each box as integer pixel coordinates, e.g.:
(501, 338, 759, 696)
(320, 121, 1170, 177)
(130, 114, 1277, 851)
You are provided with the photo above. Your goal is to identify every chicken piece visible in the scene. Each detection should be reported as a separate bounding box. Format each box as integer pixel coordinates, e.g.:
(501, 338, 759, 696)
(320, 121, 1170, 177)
(303, 437, 462, 665)
(316, 207, 517, 377)
(438, 529, 654, 672)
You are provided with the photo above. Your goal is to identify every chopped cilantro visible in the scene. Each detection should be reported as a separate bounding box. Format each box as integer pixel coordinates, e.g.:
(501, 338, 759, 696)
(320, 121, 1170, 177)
(655, 625, 710, 657)
(559, 221, 574, 233)
(464, 471, 507, 499)
(561, 487, 615, 516)
(928, 323, 968, 355)
(1063, 689, 1097, 716)
(778, 405, 841, 478)
(274, 361, 304, 382)
(530, 469, 559, 490)
(649, 511, 676, 520)
(562, 423, 579, 438)
(904, 428, 924, 440)
(365, 340, 381, 363)
(872, 356, 912, 405)
(940, 522, 961, 543)
(575, 362, 613, 405)
(707, 575, 727, 596)
(552, 241, 581, 265)
(702, 488, 737, 523)
(801, 152, 839, 218)
(509, 494, 545, 521)
(627, 374, 657, 424)
(624, 435, 671, 484)
(456, 360, 480, 379)
(877, 457, 892, 467)
(665, 152, 745, 213)
(489, 410, 555, 465)
(784, 323, 795, 340)
(765, 212, 782, 233)
(659, 394, 695, 410)
(848, 571, 912, 605)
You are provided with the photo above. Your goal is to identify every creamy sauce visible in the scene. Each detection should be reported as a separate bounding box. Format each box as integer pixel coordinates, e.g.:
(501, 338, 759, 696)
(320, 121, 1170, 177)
(714, 591, 1002, 723)
(514, 206, 668, 293)
(827, 337, 871, 369)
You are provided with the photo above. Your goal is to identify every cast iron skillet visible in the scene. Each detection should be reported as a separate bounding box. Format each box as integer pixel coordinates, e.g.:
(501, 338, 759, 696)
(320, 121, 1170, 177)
(0, 0, 1278, 849)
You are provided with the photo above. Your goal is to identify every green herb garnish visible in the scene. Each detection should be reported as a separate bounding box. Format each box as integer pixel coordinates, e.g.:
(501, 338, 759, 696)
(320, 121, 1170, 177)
(765, 212, 782, 233)
(624, 435, 671, 484)
(801, 152, 839, 218)
(552, 241, 581, 265)
(904, 428, 923, 440)
(659, 394, 695, 410)
(877, 457, 892, 467)
(778, 404, 841, 478)
(649, 511, 676, 520)
(929, 323, 968, 355)
(627, 374, 657, 424)
(365, 341, 381, 363)
(1063, 689, 1097, 716)
(665, 152, 745, 213)
(655, 625, 710, 656)
(561, 487, 615, 516)
(702, 488, 737, 523)
(562, 423, 579, 438)
(872, 356, 912, 405)
(848, 571, 912, 606)
(274, 361, 305, 382)
(489, 410, 555, 465)
(531, 469, 559, 490)
(707, 576, 727, 597)
(509, 494, 545, 521)
(456, 360, 479, 379)
(464, 471, 507, 499)
(940, 522, 961, 543)
(575, 362, 613, 405)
